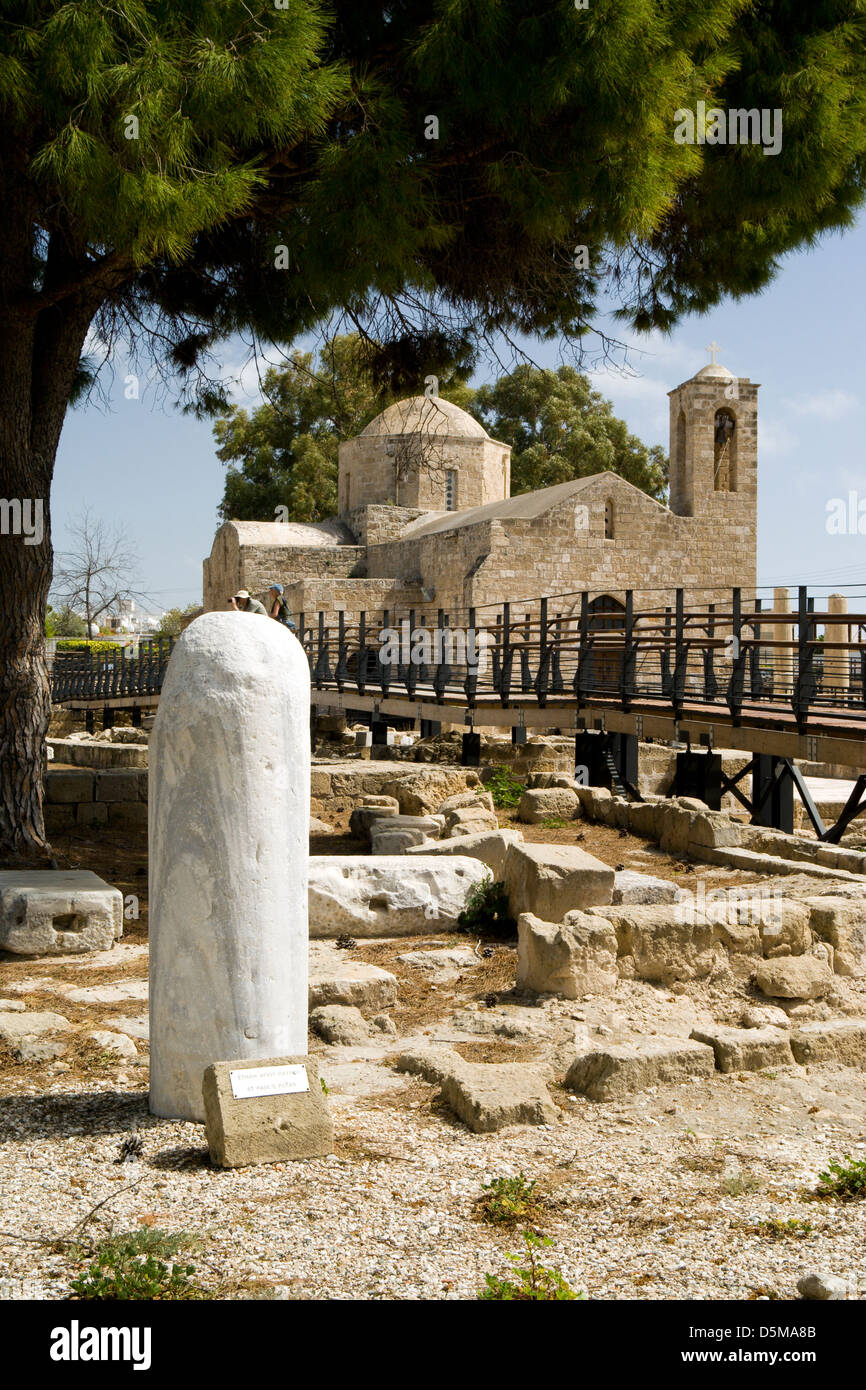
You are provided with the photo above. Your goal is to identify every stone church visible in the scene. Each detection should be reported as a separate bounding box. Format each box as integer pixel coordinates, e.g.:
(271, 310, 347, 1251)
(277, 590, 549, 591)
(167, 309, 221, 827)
(203, 358, 758, 626)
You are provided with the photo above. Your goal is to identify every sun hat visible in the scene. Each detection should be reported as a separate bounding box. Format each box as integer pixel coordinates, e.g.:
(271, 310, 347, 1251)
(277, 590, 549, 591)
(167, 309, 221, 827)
(235, 590, 250, 600)
(268, 582, 284, 594)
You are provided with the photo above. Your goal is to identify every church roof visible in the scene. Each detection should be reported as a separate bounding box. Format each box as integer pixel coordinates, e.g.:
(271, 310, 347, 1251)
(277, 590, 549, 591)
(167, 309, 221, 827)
(694, 363, 734, 380)
(399, 476, 601, 539)
(360, 396, 489, 439)
(225, 518, 355, 547)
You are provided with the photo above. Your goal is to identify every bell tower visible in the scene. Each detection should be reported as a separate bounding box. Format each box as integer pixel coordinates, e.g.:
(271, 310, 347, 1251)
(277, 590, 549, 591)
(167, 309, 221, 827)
(668, 346, 759, 521)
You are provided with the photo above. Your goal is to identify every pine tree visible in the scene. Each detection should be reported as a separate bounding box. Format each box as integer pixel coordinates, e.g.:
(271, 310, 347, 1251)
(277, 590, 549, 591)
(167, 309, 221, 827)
(2, 0, 866, 858)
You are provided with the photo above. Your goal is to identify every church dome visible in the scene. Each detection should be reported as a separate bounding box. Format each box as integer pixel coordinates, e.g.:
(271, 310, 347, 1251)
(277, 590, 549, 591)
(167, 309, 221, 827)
(694, 363, 734, 380)
(360, 396, 489, 439)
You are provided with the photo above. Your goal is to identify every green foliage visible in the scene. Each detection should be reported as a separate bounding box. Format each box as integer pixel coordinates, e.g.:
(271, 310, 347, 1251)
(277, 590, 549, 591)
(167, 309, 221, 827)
(475, 366, 668, 500)
(475, 1174, 543, 1227)
(49, 606, 87, 638)
(155, 603, 200, 638)
(479, 1231, 583, 1302)
(754, 1217, 813, 1240)
(723, 1173, 762, 1197)
(485, 768, 524, 810)
(815, 1156, 866, 1202)
(213, 334, 474, 522)
(55, 640, 123, 654)
(540, 817, 566, 830)
(69, 1229, 205, 1301)
(457, 875, 516, 940)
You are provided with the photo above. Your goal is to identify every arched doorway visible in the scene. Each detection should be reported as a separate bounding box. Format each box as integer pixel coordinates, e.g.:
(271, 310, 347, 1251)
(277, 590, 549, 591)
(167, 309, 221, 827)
(587, 595, 626, 690)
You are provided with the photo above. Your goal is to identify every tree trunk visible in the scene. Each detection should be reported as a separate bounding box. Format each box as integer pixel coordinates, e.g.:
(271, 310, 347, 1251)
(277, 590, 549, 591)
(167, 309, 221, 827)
(0, 287, 95, 865)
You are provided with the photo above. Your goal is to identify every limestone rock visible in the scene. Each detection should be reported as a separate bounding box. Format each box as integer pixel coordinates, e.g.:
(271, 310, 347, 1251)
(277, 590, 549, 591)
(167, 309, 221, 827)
(797, 1273, 851, 1302)
(790, 1019, 866, 1067)
(372, 1013, 397, 1036)
(504, 842, 614, 920)
(203, 1054, 333, 1168)
(566, 1037, 715, 1101)
(517, 912, 617, 999)
(517, 788, 580, 824)
(383, 771, 478, 817)
(396, 948, 478, 979)
(612, 871, 678, 906)
(741, 1004, 790, 1030)
(440, 1064, 559, 1134)
(308, 960, 398, 1012)
(310, 1005, 371, 1046)
(689, 1024, 794, 1073)
(0, 1011, 72, 1045)
(437, 790, 495, 815)
(370, 826, 432, 855)
(0, 1000, 26, 1013)
(309, 817, 333, 836)
(308, 855, 488, 937)
(348, 800, 399, 837)
(0, 870, 123, 956)
(88, 1030, 138, 1060)
(443, 805, 499, 837)
(597, 905, 717, 984)
(754, 955, 834, 1000)
(13, 1039, 68, 1063)
(404, 829, 523, 877)
(807, 897, 866, 978)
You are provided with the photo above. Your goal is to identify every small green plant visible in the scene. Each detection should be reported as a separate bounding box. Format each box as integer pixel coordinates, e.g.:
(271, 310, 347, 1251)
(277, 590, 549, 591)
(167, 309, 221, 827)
(320, 1076, 329, 1095)
(540, 817, 566, 829)
(723, 1173, 762, 1196)
(814, 1156, 866, 1202)
(479, 1231, 584, 1301)
(69, 1229, 205, 1301)
(754, 1217, 813, 1239)
(485, 767, 525, 810)
(474, 1174, 543, 1226)
(457, 874, 516, 938)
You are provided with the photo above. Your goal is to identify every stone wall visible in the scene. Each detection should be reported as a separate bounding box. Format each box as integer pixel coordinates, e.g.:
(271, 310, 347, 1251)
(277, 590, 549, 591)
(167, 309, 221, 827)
(44, 768, 148, 833)
(203, 520, 364, 612)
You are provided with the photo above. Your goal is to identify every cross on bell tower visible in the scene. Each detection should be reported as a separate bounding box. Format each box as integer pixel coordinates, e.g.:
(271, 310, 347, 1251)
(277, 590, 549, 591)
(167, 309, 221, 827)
(706, 341, 723, 366)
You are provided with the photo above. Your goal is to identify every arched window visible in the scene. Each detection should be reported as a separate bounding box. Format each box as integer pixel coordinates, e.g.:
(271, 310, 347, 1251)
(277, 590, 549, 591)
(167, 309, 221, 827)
(604, 499, 614, 539)
(671, 408, 688, 513)
(586, 595, 626, 689)
(713, 409, 737, 492)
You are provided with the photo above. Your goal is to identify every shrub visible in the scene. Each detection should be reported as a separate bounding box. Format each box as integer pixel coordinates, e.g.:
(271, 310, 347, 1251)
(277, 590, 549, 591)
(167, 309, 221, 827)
(69, 1229, 205, 1301)
(814, 1156, 866, 1202)
(474, 1174, 543, 1226)
(457, 874, 516, 938)
(485, 767, 524, 809)
(479, 1231, 583, 1301)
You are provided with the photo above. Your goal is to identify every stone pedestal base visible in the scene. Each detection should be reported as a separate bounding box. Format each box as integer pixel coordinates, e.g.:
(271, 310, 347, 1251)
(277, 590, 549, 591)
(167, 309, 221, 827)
(202, 1055, 333, 1168)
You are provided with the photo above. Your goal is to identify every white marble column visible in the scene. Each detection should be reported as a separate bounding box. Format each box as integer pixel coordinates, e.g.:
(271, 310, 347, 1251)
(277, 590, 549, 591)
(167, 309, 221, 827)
(149, 612, 310, 1121)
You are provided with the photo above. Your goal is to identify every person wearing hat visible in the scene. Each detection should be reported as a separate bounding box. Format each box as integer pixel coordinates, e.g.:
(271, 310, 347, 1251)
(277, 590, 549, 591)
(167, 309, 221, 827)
(266, 582, 297, 632)
(230, 589, 268, 616)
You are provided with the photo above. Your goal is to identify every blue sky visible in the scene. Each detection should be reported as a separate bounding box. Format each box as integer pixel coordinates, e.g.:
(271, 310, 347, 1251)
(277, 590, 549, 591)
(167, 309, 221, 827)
(52, 215, 866, 615)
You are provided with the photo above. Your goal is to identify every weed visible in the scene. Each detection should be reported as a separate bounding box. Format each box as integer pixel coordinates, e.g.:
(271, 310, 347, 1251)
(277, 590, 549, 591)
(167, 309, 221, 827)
(723, 1173, 762, 1197)
(754, 1217, 813, 1239)
(457, 875, 516, 939)
(478, 1231, 583, 1301)
(814, 1156, 866, 1202)
(69, 1229, 206, 1301)
(485, 767, 524, 810)
(474, 1174, 543, 1227)
(540, 817, 566, 830)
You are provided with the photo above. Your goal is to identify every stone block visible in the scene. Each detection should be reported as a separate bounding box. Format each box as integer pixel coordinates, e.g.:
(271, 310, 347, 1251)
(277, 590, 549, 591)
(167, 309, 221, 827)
(790, 1020, 866, 1068)
(348, 800, 399, 837)
(807, 897, 866, 978)
(77, 802, 109, 828)
(517, 911, 617, 999)
(439, 1064, 559, 1134)
(45, 770, 94, 804)
(597, 905, 717, 984)
(310, 1004, 371, 1045)
(754, 955, 834, 1000)
(108, 803, 148, 828)
(0, 870, 123, 956)
(44, 805, 76, 832)
(0, 1011, 72, 1045)
(308, 855, 488, 937)
(612, 870, 678, 906)
(309, 959, 398, 1012)
(689, 1025, 794, 1073)
(517, 788, 581, 824)
(566, 1037, 716, 1101)
(95, 770, 147, 803)
(382, 770, 476, 816)
(203, 1055, 333, 1168)
(437, 790, 495, 815)
(88, 1030, 138, 1060)
(404, 828, 523, 878)
(504, 842, 614, 920)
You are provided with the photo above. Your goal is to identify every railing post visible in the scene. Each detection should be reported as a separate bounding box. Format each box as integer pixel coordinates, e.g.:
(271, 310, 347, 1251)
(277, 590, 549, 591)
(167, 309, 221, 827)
(464, 607, 478, 707)
(793, 585, 816, 729)
(622, 590, 635, 711)
(726, 588, 746, 724)
(534, 598, 550, 707)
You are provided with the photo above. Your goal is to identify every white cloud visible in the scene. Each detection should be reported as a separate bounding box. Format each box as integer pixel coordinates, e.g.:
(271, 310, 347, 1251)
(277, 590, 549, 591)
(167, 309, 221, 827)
(784, 389, 859, 420)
